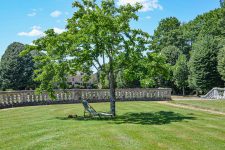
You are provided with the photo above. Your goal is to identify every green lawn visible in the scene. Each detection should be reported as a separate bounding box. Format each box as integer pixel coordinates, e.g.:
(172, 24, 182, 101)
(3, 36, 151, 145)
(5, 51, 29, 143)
(171, 100, 225, 113)
(1, 101, 225, 150)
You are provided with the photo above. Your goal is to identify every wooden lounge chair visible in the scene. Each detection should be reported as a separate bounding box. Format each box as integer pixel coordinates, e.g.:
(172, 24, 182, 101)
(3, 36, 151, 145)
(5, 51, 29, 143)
(82, 100, 113, 118)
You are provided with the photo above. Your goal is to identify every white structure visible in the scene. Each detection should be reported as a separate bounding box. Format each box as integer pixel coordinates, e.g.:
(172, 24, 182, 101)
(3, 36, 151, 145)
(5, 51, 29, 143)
(202, 88, 225, 99)
(68, 72, 98, 86)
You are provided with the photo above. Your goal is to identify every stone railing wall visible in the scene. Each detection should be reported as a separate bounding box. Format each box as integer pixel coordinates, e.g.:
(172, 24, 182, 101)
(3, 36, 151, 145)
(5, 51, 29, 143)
(0, 88, 172, 109)
(201, 87, 225, 99)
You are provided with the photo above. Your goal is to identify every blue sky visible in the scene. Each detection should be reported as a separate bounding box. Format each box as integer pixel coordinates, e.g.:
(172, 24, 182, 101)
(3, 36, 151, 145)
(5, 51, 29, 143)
(0, 0, 220, 58)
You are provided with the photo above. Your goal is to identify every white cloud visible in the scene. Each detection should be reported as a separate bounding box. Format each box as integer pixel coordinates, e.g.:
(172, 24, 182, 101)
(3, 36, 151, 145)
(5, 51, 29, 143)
(118, 0, 163, 12)
(53, 27, 66, 34)
(18, 26, 66, 37)
(18, 26, 44, 37)
(50, 10, 62, 18)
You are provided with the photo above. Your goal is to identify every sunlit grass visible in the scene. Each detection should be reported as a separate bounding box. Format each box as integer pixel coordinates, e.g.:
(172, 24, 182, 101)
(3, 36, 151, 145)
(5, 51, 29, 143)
(0, 101, 225, 150)
(171, 100, 225, 112)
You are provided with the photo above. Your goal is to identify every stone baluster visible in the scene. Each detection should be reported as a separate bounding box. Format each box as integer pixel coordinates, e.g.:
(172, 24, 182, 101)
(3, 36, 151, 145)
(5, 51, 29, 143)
(0, 88, 172, 108)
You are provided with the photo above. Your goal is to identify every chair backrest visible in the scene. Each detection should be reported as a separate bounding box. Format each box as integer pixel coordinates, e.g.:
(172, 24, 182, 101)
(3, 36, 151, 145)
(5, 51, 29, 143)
(82, 100, 98, 115)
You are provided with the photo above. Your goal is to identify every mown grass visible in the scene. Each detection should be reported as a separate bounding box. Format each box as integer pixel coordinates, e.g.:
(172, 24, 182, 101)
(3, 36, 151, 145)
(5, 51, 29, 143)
(171, 100, 225, 112)
(0, 101, 225, 150)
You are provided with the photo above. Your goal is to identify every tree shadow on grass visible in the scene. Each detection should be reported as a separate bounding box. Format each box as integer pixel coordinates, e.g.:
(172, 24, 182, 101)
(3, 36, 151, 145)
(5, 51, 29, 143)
(56, 111, 195, 125)
(113, 111, 195, 125)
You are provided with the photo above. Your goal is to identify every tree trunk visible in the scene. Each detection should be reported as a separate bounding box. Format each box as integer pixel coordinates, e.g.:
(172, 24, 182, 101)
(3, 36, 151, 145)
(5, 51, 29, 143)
(182, 87, 185, 96)
(109, 57, 116, 117)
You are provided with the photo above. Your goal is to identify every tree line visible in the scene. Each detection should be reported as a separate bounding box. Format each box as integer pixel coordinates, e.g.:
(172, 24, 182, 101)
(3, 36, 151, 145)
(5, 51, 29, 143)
(100, 1, 225, 95)
(149, 2, 225, 95)
(0, 0, 224, 97)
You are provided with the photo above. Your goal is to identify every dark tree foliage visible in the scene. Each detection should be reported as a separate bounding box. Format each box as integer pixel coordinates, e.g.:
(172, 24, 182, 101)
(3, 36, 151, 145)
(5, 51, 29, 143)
(219, 0, 225, 37)
(151, 17, 191, 57)
(151, 4, 225, 94)
(218, 47, 225, 82)
(0, 42, 36, 90)
(161, 46, 181, 66)
(151, 17, 181, 52)
(188, 36, 224, 94)
(218, 0, 225, 83)
(221, 0, 225, 7)
(183, 8, 223, 41)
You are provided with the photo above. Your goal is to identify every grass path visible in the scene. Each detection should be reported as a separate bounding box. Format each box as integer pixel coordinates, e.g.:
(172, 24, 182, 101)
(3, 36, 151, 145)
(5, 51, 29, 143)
(171, 100, 225, 113)
(158, 101, 225, 115)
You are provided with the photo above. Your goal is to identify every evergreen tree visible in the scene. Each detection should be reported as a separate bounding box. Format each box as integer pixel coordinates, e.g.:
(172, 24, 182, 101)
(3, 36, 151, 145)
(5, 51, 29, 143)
(188, 36, 224, 93)
(161, 46, 181, 66)
(220, 0, 225, 37)
(218, 46, 225, 82)
(0, 42, 35, 90)
(218, 0, 225, 83)
(151, 17, 181, 52)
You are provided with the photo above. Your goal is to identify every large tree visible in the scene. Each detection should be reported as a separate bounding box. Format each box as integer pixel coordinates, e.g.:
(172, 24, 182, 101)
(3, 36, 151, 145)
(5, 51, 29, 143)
(151, 17, 181, 52)
(173, 54, 188, 95)
(0, 42, 35, 90)
(161, 46, 181, 66)
(220, 0, 225, 37)
(218, 0, 225, 82)
(218, 46, 225, 82)
(188, 36, 224, 94)
(183, 7, 224, 44)
(22, 0, 157, 116)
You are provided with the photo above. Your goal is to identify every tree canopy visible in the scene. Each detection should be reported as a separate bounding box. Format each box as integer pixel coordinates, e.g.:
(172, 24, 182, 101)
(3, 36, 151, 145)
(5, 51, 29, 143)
(188, 36, 224, 93)
(150, 3, 225, 94)
(161, 46, 181, 66)
(15, 0, 225, 99)
(151, 17, 181, 52)
(0, 42, 36, 90)
(218, 46, 225, 81)
(21, 0, 169, 116)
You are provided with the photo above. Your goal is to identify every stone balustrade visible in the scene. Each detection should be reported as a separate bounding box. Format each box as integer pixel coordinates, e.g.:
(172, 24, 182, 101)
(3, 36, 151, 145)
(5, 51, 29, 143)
(0, 88, 172, 109)
(201, 87, 225, 99)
